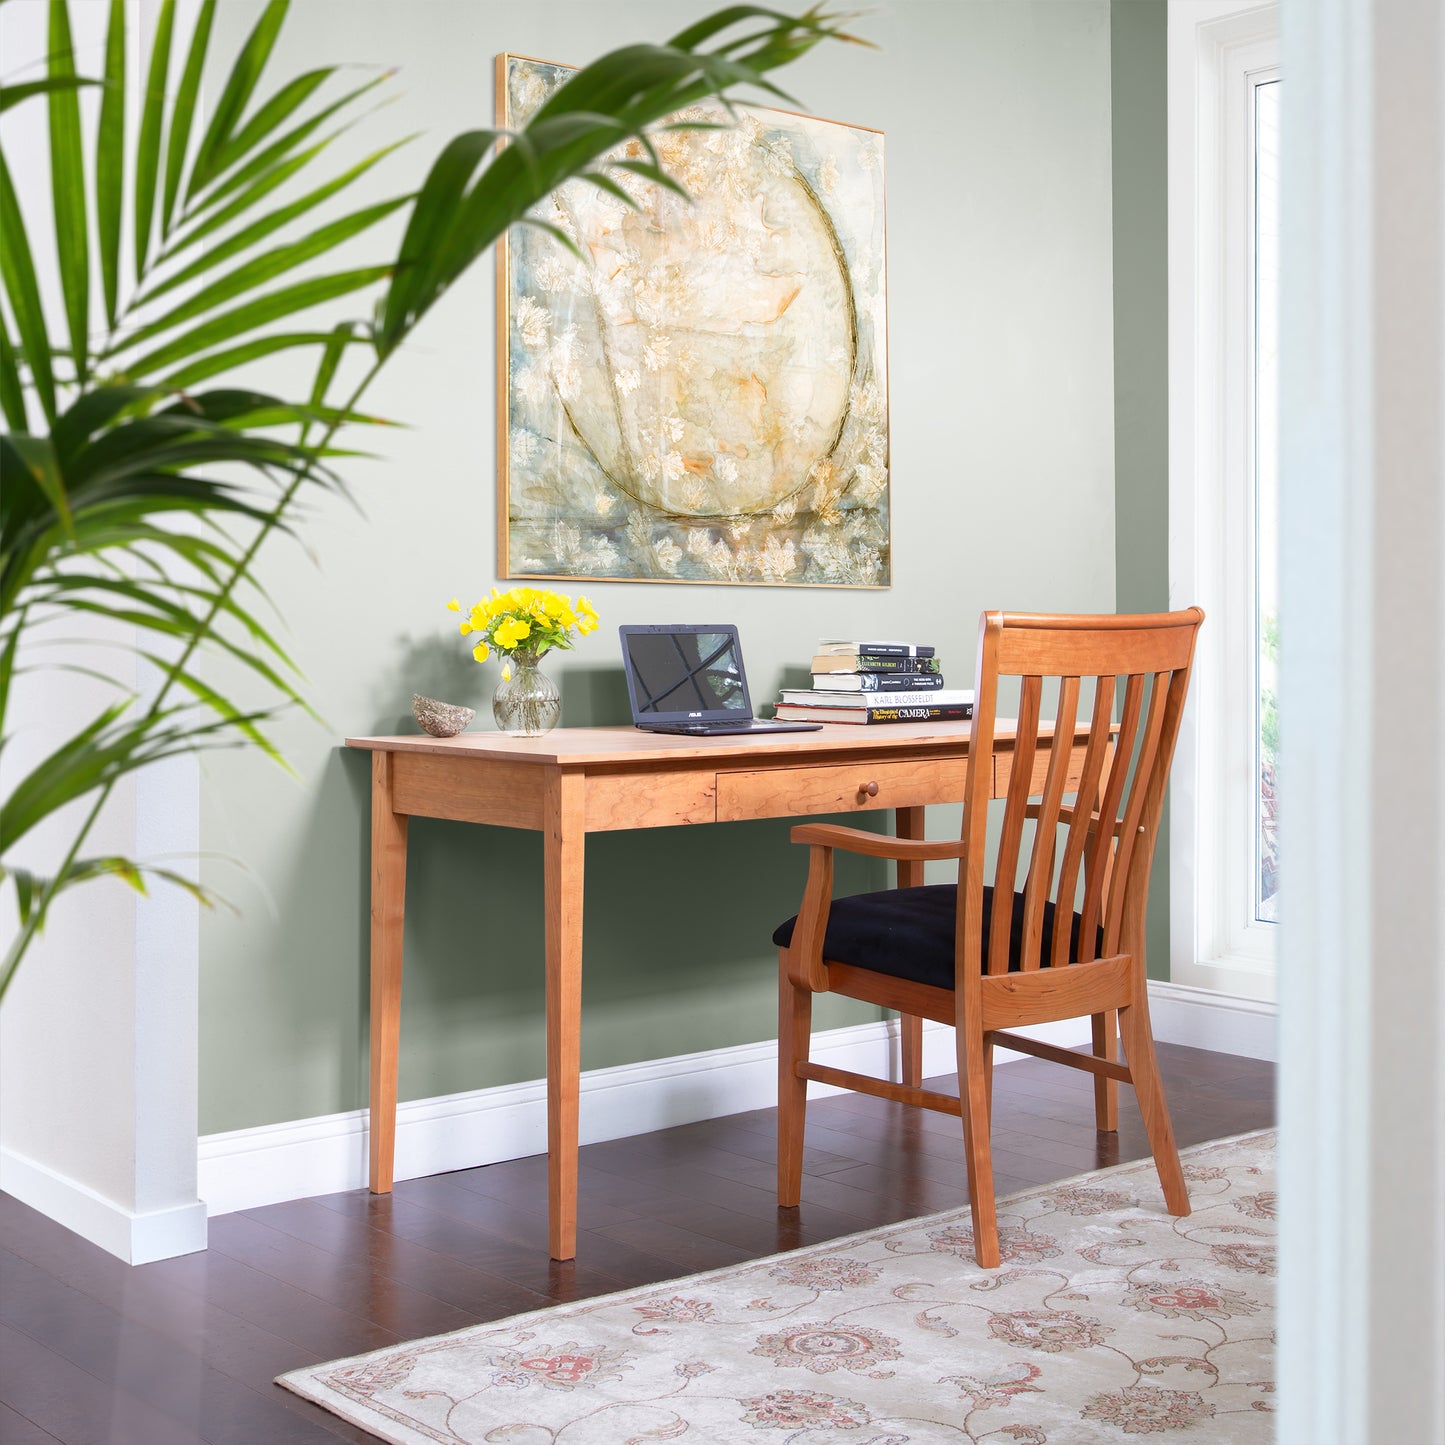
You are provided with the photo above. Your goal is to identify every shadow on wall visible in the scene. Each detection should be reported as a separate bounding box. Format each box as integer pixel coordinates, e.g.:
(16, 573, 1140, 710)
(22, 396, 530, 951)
(198, 656, 896, 1134)
(364, 636, 633, 733)
(366, 632, 489, 733)
(333, 767, 890, 1113)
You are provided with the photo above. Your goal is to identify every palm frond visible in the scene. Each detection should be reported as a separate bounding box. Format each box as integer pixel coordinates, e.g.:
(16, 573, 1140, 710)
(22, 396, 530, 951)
(47, 0, 90, 382)
(376, 7, 848, 352)
(95, 0, 126, 327)
(0, 0, 854, 1000)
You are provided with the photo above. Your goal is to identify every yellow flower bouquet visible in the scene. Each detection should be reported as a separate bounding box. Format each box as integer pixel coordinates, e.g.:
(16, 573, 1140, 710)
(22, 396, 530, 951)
(446, 588, 599, 737)
(448, 587, 599, 676)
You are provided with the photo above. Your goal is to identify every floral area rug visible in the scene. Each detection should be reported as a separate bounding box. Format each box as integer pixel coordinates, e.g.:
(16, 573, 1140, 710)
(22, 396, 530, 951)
(278, 1131, 1276, 1443)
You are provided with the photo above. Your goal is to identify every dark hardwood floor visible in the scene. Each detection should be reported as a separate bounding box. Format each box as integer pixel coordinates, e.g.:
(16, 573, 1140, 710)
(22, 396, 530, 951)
(0, 1043, 1274, 1445)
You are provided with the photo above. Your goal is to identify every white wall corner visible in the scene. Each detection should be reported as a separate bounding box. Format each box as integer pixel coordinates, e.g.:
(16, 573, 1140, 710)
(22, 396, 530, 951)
(1, 1145, 206, 1266)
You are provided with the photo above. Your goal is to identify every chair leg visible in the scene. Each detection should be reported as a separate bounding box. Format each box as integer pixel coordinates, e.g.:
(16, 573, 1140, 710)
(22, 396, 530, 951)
(1118, 997, 1190, 1217)
(982, 1032, 995, 1123)
(957, 1026, 1000, 1267)
(777, 951, 812, 1209)
(1091, 1010, 1119, 1131)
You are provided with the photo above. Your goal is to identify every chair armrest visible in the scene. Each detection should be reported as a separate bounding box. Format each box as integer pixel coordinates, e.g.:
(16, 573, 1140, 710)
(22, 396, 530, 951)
(789, 822, 968, 861)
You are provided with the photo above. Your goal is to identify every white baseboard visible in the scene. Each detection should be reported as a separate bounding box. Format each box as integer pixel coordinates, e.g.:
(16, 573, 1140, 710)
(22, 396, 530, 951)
(199, 986, 1273, 1220)
(0, 1147, 207, 1265)
(1147, 979, 1278, 1061)
(199, 1015, 1091, 1217)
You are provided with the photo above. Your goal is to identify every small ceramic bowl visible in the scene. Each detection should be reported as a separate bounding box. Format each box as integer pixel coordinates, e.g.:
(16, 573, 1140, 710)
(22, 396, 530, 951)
(411, 694, 475, 738)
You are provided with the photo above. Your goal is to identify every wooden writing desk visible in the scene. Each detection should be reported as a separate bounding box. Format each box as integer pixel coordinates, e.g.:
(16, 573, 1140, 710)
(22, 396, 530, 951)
(347, 719, 1079, 1260)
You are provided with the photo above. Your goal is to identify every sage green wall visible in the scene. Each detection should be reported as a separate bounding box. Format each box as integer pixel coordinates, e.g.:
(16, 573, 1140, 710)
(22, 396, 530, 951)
(1110, 0, 1171, 981)
(198, 0, 1119, 1135)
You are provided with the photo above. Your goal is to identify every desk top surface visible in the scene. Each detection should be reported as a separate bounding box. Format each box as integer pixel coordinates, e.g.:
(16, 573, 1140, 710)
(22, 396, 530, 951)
(344, 719, 1055, 768)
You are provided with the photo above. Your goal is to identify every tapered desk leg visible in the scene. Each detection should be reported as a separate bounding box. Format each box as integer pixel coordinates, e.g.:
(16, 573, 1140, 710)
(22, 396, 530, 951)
(544, 770, 586, 1260)
(369, 751, 409, 1193)
(896, 805, 926, 1089)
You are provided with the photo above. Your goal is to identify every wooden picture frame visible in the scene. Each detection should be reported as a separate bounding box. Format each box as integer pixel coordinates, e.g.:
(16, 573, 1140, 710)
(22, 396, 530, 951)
(496, 54, 890, 588)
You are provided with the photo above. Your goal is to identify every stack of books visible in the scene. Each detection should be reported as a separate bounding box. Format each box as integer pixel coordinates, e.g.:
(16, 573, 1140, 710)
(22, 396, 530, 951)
(773, 639, 975, 724)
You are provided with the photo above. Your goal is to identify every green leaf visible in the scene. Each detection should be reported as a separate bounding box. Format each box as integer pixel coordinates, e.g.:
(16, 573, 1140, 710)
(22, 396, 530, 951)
(379, 129, 496, 352)
(310, 321, 359, 411)
(72, 428, 335, 494)
(161, 0, 215, 237)
(142, 138, 413, 304)
(165, 130, 341, 258)
(121, 266, 391, 376)
(22, 593, 306, 715)
(576, 169, 643, 210)
(204, 66, 331, 188)
(0, 76, 101, 113)
(0, 697, 131, 851)
(12, 868, 36, 925)
(515, 216, 584, 261)
(669, 5, 862, 55)
(145, 652, 288, 765)
(125, 196, 408, 349)
(134, 0, 175, 279)
(165, 387, 391, 433)
(51, 383, 163, 467)
(0, 699, 277, 853)
(186, 0, 289, 199)
(608, 157, 690, 200)
(96, 0, 127, 328)
(48, 0, 91, 383)
(5, 434, 71, 538)
(7, 856, 219, 931)
(0, 623, 19, 736)
(157, 330, 363, 390)
(177, 68, 394, 227)
(0, 308, 28, 432)
(28, 573, 304, 703)
(0, 150, 56, 421)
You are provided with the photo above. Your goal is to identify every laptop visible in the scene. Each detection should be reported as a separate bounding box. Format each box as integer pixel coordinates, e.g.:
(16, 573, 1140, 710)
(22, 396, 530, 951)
(619, 624, 823, 735)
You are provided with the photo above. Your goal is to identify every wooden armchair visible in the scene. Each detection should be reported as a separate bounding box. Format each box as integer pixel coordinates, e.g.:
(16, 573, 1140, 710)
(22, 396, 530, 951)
(772, 608, 1205, 1267)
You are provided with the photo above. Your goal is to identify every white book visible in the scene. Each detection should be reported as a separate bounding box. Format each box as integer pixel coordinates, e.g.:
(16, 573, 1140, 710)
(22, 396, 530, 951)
(817, 639, 936, 657)
(778, 688, 976, 708)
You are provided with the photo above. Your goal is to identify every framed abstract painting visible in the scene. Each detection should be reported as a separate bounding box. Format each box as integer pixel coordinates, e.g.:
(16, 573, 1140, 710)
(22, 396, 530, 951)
(496, 54, 890, 588)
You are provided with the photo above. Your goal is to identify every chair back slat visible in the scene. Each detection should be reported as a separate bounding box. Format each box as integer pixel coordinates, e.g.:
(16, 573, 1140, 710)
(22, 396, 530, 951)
(1017, 675, 1080, 971)
(1078, 671, 1144, 956)
(958, 609, 1204, 988)
(1103, 670, 1172, 954)
(988, 673, 1041, 975)
(1049, 675, 1116, 970)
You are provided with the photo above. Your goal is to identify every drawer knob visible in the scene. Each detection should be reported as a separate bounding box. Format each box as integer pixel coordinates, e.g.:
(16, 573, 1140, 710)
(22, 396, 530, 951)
(860, 780, 880, 798)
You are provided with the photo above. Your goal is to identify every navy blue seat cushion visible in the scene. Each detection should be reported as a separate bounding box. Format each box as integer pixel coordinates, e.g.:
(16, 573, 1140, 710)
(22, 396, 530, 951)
(772, 885, 1098, 991)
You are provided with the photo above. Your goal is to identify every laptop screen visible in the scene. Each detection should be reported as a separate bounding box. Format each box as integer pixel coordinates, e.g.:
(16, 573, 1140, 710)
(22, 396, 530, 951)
(619, 625, 754, 722)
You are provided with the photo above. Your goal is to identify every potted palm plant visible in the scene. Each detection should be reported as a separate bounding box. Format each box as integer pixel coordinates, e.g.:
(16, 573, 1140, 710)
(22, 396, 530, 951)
(0, 0, 857, 1000)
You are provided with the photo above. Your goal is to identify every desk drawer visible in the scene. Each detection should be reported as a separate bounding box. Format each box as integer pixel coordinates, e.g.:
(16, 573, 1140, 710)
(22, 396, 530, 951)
(585, 770, 717, 830)
(716, 757, 968, 822)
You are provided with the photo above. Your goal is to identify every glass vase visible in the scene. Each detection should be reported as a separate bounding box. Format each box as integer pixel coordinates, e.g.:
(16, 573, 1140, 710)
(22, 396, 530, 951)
(492, 650, 561, 737)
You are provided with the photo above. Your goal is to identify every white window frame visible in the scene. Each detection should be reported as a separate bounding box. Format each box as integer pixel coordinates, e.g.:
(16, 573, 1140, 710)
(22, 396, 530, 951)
(1167, 1, 1280, 1000)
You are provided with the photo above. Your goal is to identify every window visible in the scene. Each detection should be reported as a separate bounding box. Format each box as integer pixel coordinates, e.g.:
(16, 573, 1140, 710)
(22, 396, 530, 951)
(1254, 75, 1280, 924)
(1167, 3, 1280, 1000)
